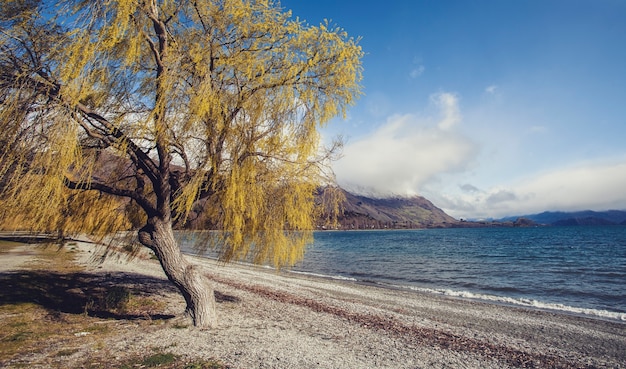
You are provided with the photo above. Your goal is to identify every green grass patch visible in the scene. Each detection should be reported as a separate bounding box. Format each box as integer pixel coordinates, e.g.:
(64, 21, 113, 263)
(102, 353, 229, 369)
(119, 352, 177, 369)
(0, 302, 104, 362)
(143, 352, 177, 367)
(172, 322, 189, 329)
(183, 360, 229, 369)
(104, 286, 131, 310)
(0, 240, 21, 253)
(0, 236, 230, 369)
(55, 348, 79, 357)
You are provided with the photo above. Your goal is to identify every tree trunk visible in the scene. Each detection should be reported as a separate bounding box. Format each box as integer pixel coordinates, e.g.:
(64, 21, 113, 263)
(138, 217, 217, 328)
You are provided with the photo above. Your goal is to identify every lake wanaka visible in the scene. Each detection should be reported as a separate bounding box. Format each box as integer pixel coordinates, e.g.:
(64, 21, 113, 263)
(180, 226, 626, 321)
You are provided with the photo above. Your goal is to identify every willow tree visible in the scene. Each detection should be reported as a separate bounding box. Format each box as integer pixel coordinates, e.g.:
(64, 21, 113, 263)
(0, 0, 362, 327)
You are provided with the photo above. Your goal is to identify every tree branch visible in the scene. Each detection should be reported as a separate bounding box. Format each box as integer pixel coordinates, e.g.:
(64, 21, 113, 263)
(63, 177, 157, 216)
(74, 102, 161, 187)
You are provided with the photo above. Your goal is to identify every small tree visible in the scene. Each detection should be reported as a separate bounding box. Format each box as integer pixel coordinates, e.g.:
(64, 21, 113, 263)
(0, 0, 362, 327)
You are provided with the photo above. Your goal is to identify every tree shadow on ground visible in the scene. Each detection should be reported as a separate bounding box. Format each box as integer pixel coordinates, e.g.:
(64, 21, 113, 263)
(0, 270, 239, 321)
(0, 270, 177, 320)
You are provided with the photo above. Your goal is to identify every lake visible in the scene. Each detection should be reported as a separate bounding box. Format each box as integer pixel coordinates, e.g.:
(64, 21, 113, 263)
(181, 226, 626, 321)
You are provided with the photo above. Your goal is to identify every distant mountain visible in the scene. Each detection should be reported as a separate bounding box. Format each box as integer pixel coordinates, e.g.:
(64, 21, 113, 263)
(500, 210, 626, 226)
(317, 189, 458, 229)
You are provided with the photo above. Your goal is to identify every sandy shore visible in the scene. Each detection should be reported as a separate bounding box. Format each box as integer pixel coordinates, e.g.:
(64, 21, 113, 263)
(2, 240, 625, 368)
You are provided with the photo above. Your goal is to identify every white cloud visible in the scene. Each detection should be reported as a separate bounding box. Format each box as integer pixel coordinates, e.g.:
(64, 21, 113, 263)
(436, 160, 626, 219)
(485, 85, 498, 94)
(460, 183, 480, 193)
(333, 92, 477, 196)
(485, 189, 517, 205)
(515, 161, 626, 210)
(410, 65, 425, 78)
(431, 92, 461, 130)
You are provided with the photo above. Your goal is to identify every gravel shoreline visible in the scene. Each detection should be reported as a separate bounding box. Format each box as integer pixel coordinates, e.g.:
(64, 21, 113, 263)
(3, 241, 625, 368)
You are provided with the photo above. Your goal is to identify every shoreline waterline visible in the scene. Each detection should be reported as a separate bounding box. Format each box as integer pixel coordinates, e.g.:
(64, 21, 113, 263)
(179, 226, 626, 324)
(182, 250, 626, 324)
(2, 238, 625, 368)
(284, 263, 626, 323)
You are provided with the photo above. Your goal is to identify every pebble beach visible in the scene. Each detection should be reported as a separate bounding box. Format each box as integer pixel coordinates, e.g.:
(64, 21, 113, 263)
(1, 240, 624, 368)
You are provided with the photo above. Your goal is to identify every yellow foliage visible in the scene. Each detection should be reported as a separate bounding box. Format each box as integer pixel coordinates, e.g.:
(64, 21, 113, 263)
(0, 0, 363, 267)
(0, 184, 131, 239)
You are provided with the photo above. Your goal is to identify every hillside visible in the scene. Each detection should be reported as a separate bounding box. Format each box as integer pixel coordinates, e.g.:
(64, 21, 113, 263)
(318, 189, 458, 230)
(500, 210, 626, 226)
(319, 192, 626, 230)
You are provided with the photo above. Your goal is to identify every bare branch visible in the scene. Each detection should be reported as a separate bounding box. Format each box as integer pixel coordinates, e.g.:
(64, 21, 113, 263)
(63, 177, 157, 216)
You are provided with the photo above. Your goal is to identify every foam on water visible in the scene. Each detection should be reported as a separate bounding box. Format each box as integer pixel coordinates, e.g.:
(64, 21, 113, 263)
(179, 227, 626, 322)
(287, 265, 626, 322)
(403, 285, 626, 322)
(288, 269, 358, 281)
(288, 264, 626, 322)
(297, 227, 626, 322)
(289, 264, 626, 322)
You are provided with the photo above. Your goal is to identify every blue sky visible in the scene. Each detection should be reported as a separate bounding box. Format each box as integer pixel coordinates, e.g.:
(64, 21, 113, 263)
(280, 0, 626, 219)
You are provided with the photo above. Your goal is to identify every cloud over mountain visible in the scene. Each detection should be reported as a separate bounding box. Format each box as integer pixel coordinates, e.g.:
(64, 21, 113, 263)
(333, 92, 478, 196)
(432, 160, 626, 219)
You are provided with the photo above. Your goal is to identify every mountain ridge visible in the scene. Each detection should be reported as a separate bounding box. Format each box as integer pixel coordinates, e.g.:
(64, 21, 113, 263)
(317, 189, 458, 229)
(319, 189, 626, 229)
(499, 210, 626, 226)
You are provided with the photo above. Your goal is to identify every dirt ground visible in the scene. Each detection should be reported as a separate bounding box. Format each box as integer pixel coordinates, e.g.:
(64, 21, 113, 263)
(0, 239, 624, 369)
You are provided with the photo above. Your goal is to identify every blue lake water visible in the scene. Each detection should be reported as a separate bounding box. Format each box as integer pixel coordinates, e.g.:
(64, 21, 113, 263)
(182, 226, 626, 321)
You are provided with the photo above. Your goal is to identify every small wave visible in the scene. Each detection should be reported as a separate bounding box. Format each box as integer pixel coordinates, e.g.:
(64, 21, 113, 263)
(403, 286, 626, 322)
(289, 270, 358, 282)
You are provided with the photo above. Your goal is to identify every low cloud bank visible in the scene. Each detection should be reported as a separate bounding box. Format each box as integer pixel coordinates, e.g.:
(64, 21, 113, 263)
(432, 160, 626, 219)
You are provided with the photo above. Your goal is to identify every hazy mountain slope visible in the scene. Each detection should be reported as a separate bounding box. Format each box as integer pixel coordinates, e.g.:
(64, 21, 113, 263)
(319, 189, 458, 229)
(501, 210, 626, 225)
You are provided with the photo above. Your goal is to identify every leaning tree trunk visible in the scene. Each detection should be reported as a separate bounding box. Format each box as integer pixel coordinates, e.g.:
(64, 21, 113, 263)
(138, 217, 217, 328)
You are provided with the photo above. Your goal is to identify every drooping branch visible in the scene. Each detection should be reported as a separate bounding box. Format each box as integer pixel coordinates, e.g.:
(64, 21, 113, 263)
(1, 0, 362, 268)
(74, 102, 161, 186)
(63, 177, 157, 216)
